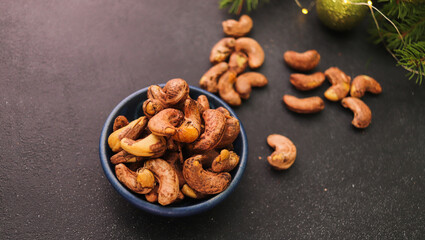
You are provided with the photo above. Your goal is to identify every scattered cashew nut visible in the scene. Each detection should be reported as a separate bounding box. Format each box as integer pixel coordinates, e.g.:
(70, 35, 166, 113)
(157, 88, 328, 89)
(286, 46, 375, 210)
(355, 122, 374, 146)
(235, 72, 268, 99)
(218, 70, 241, 106)
(283, 50, 320, 71)
(283, 95, 325, 114)
(341, 97, 372, 128)
(267, 134, 297, 170)
(350, 75, 382, 98)
(183, 155, 231, 194)
(199, 62, 228, 93)
(290, 72, 326, 91)
(144, 159, 180, 206)
(210, 38, 236, 64)
(222, 14, 253, 37)
(229, 51, 248, 74)
(235, 37, 264, 69)
(324, 67, 351, 101)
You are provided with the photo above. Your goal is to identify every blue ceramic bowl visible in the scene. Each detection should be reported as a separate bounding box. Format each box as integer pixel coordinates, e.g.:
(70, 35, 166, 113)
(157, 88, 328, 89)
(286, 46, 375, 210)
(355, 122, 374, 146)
(99, 85, 248, 217)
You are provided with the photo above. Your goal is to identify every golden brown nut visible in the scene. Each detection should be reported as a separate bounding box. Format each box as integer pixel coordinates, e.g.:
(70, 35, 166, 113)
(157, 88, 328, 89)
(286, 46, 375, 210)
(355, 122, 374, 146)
(324, 67, 351, 101)
(235, 72, 268, 99)
(215, 115, 240, 149)
(110, 150, 144, 165)
(235, 37, 264, 69)
(113, 116, 129, 132)
(181, 184, 207, 199)
(211, 149, 240, 172)
(115, 163, 153, 194)
(350, 75, 382, 98)
(229, 51, 248, 74)
(190, 109, 227, 152)
(266, 134, 296, 170)
(199, 62, 228, 93)
(210, 38, 236, 64)
(172, 98, 202, 143)
(283, 95, 325, 114)
(290, 72, 326, 91)
(108, 116, 148, 152)
(222, 15, 253, 37)
(283, 50, 320, 71)
(196, 95, 210, 114)
(218, 71, 241, 106)
(341, 97, 372, 128)
(162, 78, 190, 106)
(148, 109, 184, 137)
(144, 159, 180, 206)
(143, 99, 165, 118)
(183, 155, 231, 194)
(120, 134, 167, 157)
(145, 184, 159, 203)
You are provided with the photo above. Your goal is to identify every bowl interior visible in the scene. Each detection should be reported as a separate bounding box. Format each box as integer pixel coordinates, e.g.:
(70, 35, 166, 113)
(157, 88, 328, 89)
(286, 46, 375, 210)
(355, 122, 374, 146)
(99, 85, 247, 217)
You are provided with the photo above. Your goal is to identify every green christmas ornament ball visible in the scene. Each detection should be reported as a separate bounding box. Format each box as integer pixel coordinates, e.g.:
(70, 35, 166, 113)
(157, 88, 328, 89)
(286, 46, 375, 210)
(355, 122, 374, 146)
(316, 0, 369, 31)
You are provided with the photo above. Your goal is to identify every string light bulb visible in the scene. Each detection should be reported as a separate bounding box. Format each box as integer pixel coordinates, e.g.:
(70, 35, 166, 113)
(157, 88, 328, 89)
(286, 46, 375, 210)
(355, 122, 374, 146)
(302, 8, 309, 14)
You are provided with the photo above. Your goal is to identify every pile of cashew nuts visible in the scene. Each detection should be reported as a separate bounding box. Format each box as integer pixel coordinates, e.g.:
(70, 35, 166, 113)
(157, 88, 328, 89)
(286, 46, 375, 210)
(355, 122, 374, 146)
(199, 15, 268, 106)
(108, 79, 241, 206)
(282, 49, 382, 129)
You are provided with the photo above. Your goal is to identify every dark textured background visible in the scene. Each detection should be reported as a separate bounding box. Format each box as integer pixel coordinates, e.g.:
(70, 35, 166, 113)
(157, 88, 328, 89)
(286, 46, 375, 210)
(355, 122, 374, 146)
(1, 0, 424, 239)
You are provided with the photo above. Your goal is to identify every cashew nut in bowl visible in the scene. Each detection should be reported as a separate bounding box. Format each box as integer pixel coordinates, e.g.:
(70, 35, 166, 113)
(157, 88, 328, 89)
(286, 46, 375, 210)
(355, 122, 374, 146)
(235, 37, 264, 69)
(211, 149, 240, 173)
(145, 184, 159, 203)
(189, 109, 227, 153)
(183, 155, 231, 194)
(228, 51, 248, 74)
(113, 115, 129, 132)
(235, 72, 268, 99)
(216, 106, 230, 116)
(199, 62, 228, 93)
(136, 168, 156, 189)
(267, 134, 296, 170)
(290, 72, 326, 91)
(283, 95, 325, 114)
(143, 159, 180, 206)
(218, 70, 241, 106)
(350, 75, 382, 98)
(196, 95, 210, 114)
(172, 98, 202, 143)
(115, 163, 153, 194)
(283, 50, 320, 71)
(210, 38, 236, 64)
(148, 108, 184, 137)
(120, 133, 166, 157)
(110, 150, 144, 164)
(143, 99, 165, 118)
(222, 14, 253, 37)
(341, 97, 372, 128)
(324, 67, 351, 101)
(162, 78, 190, 106)
(181, 184, 207, 199)
(215, 115, 240, 149)
(108, 116, 148, 152)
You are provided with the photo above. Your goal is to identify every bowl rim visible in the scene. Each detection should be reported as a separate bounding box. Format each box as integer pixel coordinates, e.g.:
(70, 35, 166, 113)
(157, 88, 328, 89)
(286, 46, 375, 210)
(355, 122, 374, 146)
(99, 85, 248, 217)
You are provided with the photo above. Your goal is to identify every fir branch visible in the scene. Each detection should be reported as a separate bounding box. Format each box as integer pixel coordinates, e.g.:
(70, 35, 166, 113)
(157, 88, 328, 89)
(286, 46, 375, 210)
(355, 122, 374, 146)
(219, 0, 267, 15)
(395, 42, 425, 84)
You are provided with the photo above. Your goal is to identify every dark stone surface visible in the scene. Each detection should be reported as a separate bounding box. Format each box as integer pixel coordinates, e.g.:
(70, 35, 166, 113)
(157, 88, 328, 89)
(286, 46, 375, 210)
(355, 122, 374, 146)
(0, 0, 424, 239)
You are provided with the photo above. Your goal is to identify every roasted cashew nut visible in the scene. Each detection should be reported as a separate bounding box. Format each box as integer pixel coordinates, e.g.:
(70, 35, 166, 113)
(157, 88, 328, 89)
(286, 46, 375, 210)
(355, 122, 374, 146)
(144, 159, 180, 206)
(181, 184, 207, 199)
(229, 51, 248, 74)
(235, 37, 265, 69)
(267, 134, 296, 170)
(215, 115, 240, 149)
(290, 72, 326, 91)
(341, 97, 372, 128)
(148, 108, 184, 136)
(183, 155, 231, 194)
(190, 109, 227, 152)
(145, 184, 159, 203)
(143, 99, 165, 118)
(120, 133, 166, 157)
(210, 38, 236, 64)
(283, 95, 325, 114)
(283, 50, 320, 71)
(113, 115, 129, 132)
(216, 106, 230, 116)
(218, 70, 241, 106)
(108, 116, 148, 152)
(162, 78, 190, 106)
(211, 149, 240, 173)
(115, 163, 153, 194)
(110, 150, 144, 165)
(324, 67, 351, 101)
(350, 75, 382, 98)
(222, 14, 253, 37)
(235, 72, 268, 99)
(199, 62, 228, 93)
(163, 151, 186, 187)
(172, 98, 202, 143)
(196, 95, 210, 114)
